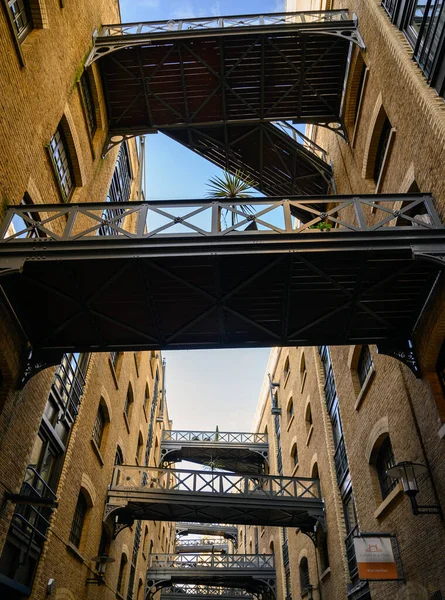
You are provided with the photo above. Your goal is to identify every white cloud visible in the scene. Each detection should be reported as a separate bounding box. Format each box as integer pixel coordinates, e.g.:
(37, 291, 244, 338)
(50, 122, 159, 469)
(170, 0, 197, 19)
(132, 0, 160, 7)
(274, 0, 285, 12)
(210, 1, 221, 16)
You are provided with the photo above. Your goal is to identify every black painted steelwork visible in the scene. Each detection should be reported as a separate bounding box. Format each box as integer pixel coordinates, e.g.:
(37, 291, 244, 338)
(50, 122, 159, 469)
(84, 10, 365, 192)
(145, 553, 276, 600)
(162, 585, 253, 600)
(175, 538, 229, 554)
(161, 430, 269, 474)
(105, 465, 324, 530)
(176, 524, 238, 545)
(0, 194, 444, 369)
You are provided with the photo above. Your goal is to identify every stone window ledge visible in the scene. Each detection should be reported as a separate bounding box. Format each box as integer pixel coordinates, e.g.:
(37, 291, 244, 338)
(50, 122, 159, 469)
(354, 366, 376, 411)
(374, 482, 404, 520)
(66, 541, 85, 563)
(292, 463, 299, 477)
(320, 567, 331, 581)
(108, 358, 119, 389)
(438, 422, 445, 440)
(124, 412, 131, 434)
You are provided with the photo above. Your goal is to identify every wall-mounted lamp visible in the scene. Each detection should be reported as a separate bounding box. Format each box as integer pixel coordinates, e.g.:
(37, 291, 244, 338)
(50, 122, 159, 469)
(386, 461, 441, 516)
(86, 555, 115, 585)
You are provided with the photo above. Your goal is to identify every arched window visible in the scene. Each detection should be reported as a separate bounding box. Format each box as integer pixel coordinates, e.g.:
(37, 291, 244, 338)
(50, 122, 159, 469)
(136, 432, 144, 464)
(291, 443, 298, 468)
(117, 553, 128, 596)
(299, 557, 310, 594)
(305, 402, 313, 436)
(283, 356, 290, 381)
(144, 383, 150, 412)
(317, 527, 330, 573)
(69, 491, 88, 548)
(357, 345, 373, 388)
(124, 383, 134, 425)
(143, 526, 149, 555)
(79, 69, 98, 138)
(115, 445, 124, 465)
(300, 352, 307, 392)
(287, 397, 294, 422)
(376, 436, 397, 499)
(137, 579, 144, 600)
(92, 398, 109, 451)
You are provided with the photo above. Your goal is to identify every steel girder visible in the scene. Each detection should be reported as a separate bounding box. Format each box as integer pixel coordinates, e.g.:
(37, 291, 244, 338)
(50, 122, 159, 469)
(176, 524, 238, 544)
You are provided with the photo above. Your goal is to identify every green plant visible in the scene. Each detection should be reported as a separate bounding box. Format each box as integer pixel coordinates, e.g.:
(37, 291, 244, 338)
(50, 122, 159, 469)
(206, 170, 255, 227)
(308, 221, 332, 231)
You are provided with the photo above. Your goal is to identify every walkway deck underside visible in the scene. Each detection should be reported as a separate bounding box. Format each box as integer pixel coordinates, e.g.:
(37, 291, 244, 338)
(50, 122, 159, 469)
(176, 524, 238, 542)
(96, 16, 354, 131)
(161, 123, 332, 197)
(161, 443, 268, 474)
(1, 195, 443, 361)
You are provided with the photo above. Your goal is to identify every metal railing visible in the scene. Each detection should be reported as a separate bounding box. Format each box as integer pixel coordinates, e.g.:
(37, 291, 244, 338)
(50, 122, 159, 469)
(110, 465, 321, 501)
(162, 431, 268, 444)
(97, 10, 350, 38)
(149, 553, 275, 570)
(176, 538, 228, 547)
(12, 467, 57, 548)
(274, 122, 328, 162)
(163, 586, 253, 597)
(1, 194, 441, 244)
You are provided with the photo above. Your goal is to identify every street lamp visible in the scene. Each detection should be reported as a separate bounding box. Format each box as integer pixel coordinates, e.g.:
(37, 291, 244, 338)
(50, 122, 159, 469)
(386, 461, 441, 516)
(86, 555, 115, 585)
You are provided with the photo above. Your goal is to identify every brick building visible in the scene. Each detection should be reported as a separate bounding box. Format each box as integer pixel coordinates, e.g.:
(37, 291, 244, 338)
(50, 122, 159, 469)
(0, 1, 173, 599)
(243, 2, 445, 600)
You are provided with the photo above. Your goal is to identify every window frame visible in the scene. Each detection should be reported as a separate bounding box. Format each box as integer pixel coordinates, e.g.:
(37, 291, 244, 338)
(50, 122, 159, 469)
(48, 124, 75, 202)
(78, 69, 98, 139)
(357, 345, 374, 389)
(69, 492, 88, 548)
(376, 436, 397, 500)
(92, 403, 106, 450)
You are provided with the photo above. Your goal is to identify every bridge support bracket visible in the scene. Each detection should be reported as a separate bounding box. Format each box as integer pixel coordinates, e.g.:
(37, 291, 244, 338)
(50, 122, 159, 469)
(412, 243, 445, 268)
(376, 338, 420, 378)
(20, 349, 65, 389)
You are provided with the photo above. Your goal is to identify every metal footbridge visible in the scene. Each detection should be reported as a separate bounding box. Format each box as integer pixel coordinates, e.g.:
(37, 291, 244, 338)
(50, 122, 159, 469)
(146, 554, 275, 600)
(161, 430, 269, 473)
(84, 10, 366, 194)
(105, 465, 324, 532)
(1, 194, 444, 378)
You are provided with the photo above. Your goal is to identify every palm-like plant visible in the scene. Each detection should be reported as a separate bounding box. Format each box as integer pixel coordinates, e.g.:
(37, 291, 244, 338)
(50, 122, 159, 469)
(206, 170, 256, 227)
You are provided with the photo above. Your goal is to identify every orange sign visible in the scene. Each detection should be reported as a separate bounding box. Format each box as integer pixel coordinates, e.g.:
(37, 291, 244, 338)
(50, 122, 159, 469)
(353, 537, 398, 580)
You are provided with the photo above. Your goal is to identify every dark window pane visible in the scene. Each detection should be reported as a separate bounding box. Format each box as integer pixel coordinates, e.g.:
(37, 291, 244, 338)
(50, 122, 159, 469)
(373, 116, 392, 183)
(69, 493, 87, 547)
(357, 345, 373, 388)
(80, 71, 97, 136)
(377, 437, 397, 499)
(8, 0, 32, 40)
(49, 126, 75, 201)
(299, 557, 310, 591)
(92, 405, 106, 449)
(99, 144, 132, 236)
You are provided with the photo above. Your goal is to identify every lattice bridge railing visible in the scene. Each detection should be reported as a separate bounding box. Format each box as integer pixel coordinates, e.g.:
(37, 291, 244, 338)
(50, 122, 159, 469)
(162, 431, 268, 444)
(110, 466, 321, 501)
(149, 553, 274, 570)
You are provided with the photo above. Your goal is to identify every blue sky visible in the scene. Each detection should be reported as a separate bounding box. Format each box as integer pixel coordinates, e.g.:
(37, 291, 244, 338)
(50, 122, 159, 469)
(118, 0, 281, 430)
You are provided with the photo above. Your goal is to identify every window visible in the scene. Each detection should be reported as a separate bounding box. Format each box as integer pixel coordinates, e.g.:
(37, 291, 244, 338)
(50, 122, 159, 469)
(436, 339, 445, 398)
(144, 383, 150, 412)
(49, 125, 75, 202)
(110, 351, 120, 370)
(99, 143, 132, 236)
(136, 432, 144, 464)
(376, 436, 397, 499)
(291, 443, 298, 468)
(79, 70, 97, 137)
(115, 445, 124, 466)
(69, 492, 87, 548)
(8, 0, 32, 41)
(357, 346, 373, 388)
(9, 194, 43, 239)
(283, 356, 290, 381)
(124, 384, 134, 424)
(305, 403, 313, 435)
(92, 403, 106, 449)
(117, 553, 128, 596)
(300, 352, 307, 391)
(317, 528, 330, 573)
(287, 398, 294, 422)
(373, 116, 392, 184)
(299, 557, 310, 593)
